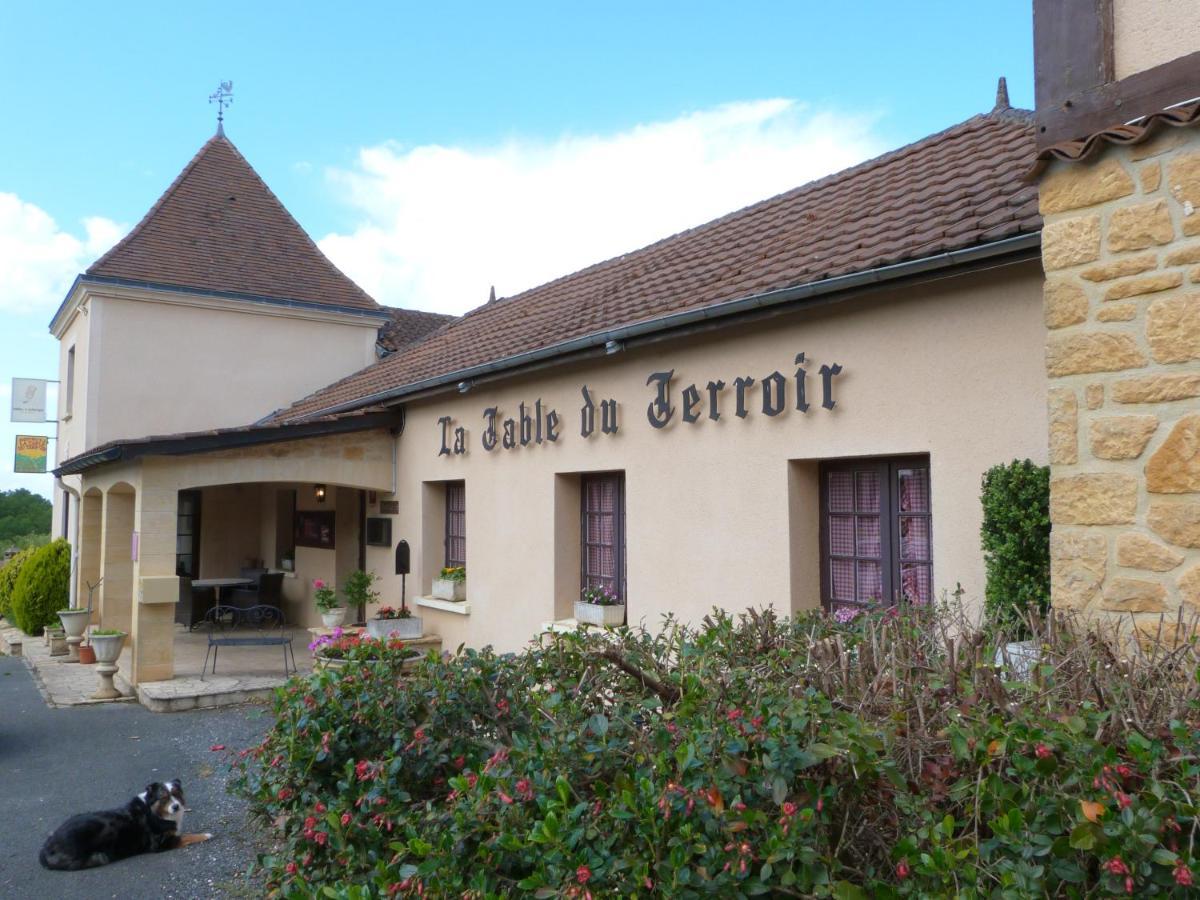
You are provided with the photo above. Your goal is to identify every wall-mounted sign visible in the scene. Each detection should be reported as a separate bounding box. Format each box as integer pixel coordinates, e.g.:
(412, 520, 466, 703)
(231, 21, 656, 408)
(436, 351, 843, 457)
(11, 378, 49, 423)
(14, 435, 49, 473)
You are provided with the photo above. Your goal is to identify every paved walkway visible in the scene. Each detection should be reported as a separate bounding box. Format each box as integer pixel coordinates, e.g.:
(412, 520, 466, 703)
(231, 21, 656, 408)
(0, 654, 272, 899)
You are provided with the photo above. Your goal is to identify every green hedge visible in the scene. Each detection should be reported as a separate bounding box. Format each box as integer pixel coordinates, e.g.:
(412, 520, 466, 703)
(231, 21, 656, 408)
(981, 459, 1050, 635)
(9, 539, 71, 635)
(233, 609, 1199, 897)
(0, 547, 35, 621)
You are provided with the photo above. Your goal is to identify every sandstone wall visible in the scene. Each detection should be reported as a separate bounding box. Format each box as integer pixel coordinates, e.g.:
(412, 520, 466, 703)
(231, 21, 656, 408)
(1040, 128, 1200, 646)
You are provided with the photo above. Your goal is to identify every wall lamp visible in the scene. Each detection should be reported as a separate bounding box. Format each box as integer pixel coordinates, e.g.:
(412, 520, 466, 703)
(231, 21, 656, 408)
(314, 484, 327, 503)
(604, 339, 624, 355)
(457, 380, 472, 394)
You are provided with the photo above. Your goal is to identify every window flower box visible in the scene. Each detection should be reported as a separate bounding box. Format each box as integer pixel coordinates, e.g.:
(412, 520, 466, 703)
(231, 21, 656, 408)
(575, 585, 625, 627)
(432, 566, 466, 602)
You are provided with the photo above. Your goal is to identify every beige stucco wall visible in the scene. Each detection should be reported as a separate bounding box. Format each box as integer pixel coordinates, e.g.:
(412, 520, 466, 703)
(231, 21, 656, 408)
(1038, 127, 1200, 646)
(364, 264, 1048, 653)
(1114, 0, 1200, 80)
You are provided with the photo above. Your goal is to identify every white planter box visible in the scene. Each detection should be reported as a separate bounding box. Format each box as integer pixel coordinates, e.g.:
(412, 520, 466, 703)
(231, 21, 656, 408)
(574, 601, 626, 627)
(431, 578, 466, 602)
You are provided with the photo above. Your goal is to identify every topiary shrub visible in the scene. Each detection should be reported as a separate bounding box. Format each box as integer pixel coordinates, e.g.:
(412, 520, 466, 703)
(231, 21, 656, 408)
(9, 539, 71, 635)
(0, 547, 35, 621)
(981, 459, 1050, 636)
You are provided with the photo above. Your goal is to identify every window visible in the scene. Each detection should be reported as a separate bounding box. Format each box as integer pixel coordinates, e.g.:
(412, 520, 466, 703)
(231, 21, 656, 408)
(65, 345, 75, 417)
(581, 472, 625, 602)
(444, 481, 466, 568)
(819, 457, 931, 611)
(176, 490, 201, 579)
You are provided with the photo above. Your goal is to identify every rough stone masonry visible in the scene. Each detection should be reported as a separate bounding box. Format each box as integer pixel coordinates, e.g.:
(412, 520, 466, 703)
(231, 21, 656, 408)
(1039, 128, 1200, 647)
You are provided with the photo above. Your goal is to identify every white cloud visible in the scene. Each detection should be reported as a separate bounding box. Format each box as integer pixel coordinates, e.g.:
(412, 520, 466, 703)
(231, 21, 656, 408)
(0, 193, 124, 313)
(318, 100, 886, 315)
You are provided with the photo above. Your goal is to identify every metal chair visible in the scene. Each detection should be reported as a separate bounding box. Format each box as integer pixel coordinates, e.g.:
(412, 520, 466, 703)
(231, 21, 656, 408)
(199, 604, 296, 679)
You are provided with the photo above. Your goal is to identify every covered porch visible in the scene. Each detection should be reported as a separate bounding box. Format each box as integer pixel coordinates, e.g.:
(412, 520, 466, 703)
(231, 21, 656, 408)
(62, 415, 401, 687)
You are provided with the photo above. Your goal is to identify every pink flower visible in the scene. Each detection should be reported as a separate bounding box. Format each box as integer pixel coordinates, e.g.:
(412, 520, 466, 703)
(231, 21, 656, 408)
(1174, 864, 1193, 887)
(313, 579, 326, 589)
(314, 831, 327, 846)
(896, 859, 910, 879)
(340, 813, 351, 826)
(781, 801, 797, 817)
(498, 790, 514, 804)
(1104, 856, 1130, 876)
(304, 816, 317, 830)
(315, 801, 326, 813)
(285, 861, 297, 875)
(1034, 743, 1052, 759)
(576, 865, 591, 884)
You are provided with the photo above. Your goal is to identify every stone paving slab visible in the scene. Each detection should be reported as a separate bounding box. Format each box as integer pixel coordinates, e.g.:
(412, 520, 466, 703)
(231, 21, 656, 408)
(0, 620, 134, 707)
(137, 673, 291, 712)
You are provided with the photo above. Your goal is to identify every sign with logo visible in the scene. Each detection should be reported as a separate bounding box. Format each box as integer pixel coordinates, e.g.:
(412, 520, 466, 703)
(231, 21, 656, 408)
(11, 378, 49, 423)
(14, 435, 49, 474)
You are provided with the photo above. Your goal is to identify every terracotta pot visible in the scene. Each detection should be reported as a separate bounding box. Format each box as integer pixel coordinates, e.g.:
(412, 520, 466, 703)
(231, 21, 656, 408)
(78, 644, 97, 664)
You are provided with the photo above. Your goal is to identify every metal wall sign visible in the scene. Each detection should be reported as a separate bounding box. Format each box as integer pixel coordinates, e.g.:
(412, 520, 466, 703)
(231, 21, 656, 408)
(14, 435, 49, 473)
(11, 378, 49, 423)
(436, 351, 844, 457)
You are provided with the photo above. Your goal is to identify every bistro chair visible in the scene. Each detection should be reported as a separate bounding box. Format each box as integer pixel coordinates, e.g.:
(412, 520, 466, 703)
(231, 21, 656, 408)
(228, 571, 284, 610)
(199, 604, 296, 680)
(174, 577, 216, 630)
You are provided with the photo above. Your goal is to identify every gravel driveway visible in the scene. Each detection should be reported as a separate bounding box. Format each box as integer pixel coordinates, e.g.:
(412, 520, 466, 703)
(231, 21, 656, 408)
(0, 654, 273, 899)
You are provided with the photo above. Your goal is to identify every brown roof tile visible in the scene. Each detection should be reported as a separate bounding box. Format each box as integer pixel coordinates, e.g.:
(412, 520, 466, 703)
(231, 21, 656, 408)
(88, 134, 380, 312)
(1033, 100, 1200, 175)
(276, 109, 1041, 421)
(378, 307, 456, 353)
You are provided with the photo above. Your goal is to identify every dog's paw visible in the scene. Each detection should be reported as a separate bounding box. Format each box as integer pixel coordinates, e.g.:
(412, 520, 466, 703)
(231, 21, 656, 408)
(202, 833, 213, 841)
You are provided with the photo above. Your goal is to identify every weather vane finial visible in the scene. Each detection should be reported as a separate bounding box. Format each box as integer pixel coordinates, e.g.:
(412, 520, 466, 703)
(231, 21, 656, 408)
(209, 81, 234, 136)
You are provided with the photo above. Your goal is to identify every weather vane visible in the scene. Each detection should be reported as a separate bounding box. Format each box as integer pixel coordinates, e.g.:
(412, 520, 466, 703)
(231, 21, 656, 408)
(209, 81, 233, 135)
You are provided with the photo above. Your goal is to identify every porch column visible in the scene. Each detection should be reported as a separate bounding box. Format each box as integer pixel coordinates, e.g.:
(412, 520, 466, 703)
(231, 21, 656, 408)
(130, 481, 180, 684)
(99, 487, 135, 636)
(78, 491, 103, 625)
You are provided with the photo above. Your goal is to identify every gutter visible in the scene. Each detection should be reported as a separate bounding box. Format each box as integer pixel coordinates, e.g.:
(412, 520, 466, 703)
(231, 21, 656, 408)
(296, 231, 1041, 421)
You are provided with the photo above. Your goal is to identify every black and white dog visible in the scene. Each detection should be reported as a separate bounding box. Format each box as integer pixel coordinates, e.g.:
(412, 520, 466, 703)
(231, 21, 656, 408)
(39, 779, 212, 870)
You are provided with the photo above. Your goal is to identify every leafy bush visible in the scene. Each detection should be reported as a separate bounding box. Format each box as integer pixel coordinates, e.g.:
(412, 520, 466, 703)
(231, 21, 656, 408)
(9, 539, 71, 635)
(232, 607, 1199, 897)
(981, 459, 1050, 636)
(0, 487, 51, 547)
(343, 569, 381, 610)
(0, 547, 34, 620)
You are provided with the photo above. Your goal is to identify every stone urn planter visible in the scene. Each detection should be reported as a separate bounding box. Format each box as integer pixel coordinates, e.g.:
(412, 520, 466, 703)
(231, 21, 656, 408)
(995, 640, 1040, 681)
(89, 630, 127, 700)
(431, 578, 466, 602)
(58, 609, 91, 662)
(320, 607, 347, 629)
(574, 600, 626, 627)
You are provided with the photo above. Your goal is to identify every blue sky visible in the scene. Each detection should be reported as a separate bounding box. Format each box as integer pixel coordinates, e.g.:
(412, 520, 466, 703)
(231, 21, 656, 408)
(0, 1, 1034, 497)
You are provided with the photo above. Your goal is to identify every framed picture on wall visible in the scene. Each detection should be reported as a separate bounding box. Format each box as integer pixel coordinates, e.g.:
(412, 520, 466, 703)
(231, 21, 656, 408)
(295, 510, 336, 549)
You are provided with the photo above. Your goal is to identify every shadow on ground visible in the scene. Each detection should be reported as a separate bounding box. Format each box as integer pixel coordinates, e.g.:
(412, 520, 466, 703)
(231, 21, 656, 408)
(0, 654, 273, 899)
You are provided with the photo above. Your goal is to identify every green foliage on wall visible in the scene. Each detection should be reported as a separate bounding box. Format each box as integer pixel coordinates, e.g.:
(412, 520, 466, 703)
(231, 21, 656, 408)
(9, 538, 71, 635)
(0, 489, 52, 548)
(981, 459, 1051, 635)
(0, 547, 35, 620)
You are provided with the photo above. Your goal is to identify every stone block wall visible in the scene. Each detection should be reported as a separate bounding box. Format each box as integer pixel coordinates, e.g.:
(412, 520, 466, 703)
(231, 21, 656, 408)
(1040, 128, 1200, 646)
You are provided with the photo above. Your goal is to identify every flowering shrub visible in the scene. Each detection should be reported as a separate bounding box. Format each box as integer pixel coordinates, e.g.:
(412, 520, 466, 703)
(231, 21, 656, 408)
(580, 584, 621, 606)
(438, 566, 466, 583)
(233, 608, 1199, 897)
(373, 606, 403, 620)
(313, 579, 340, 613)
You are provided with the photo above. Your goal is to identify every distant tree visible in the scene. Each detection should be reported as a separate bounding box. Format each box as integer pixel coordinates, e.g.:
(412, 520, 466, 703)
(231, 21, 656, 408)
(0, 489, 52, 548)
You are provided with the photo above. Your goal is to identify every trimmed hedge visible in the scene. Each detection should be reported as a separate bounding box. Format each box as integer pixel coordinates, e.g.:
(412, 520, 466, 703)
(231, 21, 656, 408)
(0, 547, 34, 621)
(981, 459, 1050, 635)
(9, 539, 71, 635)
(232, 608, 1199, 897)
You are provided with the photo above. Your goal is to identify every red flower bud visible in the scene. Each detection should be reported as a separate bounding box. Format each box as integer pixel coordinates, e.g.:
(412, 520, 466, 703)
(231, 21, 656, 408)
(897, 859, 910, 879)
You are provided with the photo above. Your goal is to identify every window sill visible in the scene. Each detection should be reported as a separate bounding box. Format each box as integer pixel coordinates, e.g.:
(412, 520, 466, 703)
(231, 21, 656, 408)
(416, 595, 470, 615)
(541, 618, 586, 633)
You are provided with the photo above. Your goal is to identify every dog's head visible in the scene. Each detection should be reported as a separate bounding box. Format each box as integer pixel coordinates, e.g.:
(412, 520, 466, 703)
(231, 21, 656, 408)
(138, 779, 186, 827)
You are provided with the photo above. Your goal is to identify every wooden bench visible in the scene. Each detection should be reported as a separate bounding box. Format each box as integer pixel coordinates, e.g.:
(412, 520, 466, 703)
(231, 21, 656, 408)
(200, 604, 296, 680)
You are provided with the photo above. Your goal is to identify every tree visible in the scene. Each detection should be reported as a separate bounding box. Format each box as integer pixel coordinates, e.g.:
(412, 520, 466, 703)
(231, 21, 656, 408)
(0, 489, 52, 548)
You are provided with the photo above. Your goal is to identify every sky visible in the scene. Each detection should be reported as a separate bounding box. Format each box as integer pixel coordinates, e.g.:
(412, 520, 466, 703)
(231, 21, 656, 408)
(0, 1, 1035, 498)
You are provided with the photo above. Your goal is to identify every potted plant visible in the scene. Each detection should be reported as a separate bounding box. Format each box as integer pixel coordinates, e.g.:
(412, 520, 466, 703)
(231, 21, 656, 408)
(313, 579, 346, 628)
(574, 585, 626, 627)
(432, 566, 466, 602)
(367, 604, 406, 640)
(89, 628, 127, 700)
(309, 628, 419, 673)
(58, 607, 91, 662)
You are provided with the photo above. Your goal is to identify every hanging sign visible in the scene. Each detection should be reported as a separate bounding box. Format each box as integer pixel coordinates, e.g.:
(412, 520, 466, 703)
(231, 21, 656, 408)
(14, 435, 49, 474)
(11, 378, 49, 423)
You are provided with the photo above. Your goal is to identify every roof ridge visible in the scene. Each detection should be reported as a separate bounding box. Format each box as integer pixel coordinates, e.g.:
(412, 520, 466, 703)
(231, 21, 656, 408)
(444, 110, 1032, 326)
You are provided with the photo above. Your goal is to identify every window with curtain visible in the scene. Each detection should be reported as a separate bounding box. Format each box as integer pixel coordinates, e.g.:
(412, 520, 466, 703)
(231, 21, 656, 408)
(581, 472, 625, 602)
(444, 481, 466, 568)
(820, 457, 931, 613)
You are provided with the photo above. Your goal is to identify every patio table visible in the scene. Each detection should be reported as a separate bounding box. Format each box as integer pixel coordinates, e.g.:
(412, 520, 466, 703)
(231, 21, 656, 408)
(192, 577, 255, 612)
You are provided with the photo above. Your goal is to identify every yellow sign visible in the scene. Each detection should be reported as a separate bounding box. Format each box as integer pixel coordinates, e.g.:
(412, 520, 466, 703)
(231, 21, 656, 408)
(14, 435, 48, 474)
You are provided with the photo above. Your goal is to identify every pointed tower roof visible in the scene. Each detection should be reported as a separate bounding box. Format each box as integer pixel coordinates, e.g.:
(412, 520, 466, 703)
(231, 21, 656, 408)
(88, 134, 380, 312)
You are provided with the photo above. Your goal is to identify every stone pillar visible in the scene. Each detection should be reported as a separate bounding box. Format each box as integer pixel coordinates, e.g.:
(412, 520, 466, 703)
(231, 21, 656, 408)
(129, 478, 180, 684)
(1039, 129, 1200, 647)
(78, 490, 103, 625)
(99, 487, 135, 636)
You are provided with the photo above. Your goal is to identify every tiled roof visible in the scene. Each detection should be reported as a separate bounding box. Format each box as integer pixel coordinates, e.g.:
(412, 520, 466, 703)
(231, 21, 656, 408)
(275, 109, 1042, 422)
(378, 307, 455, 353)
(87, 134, 380, 312)
(1033, 100, 1200, 174)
